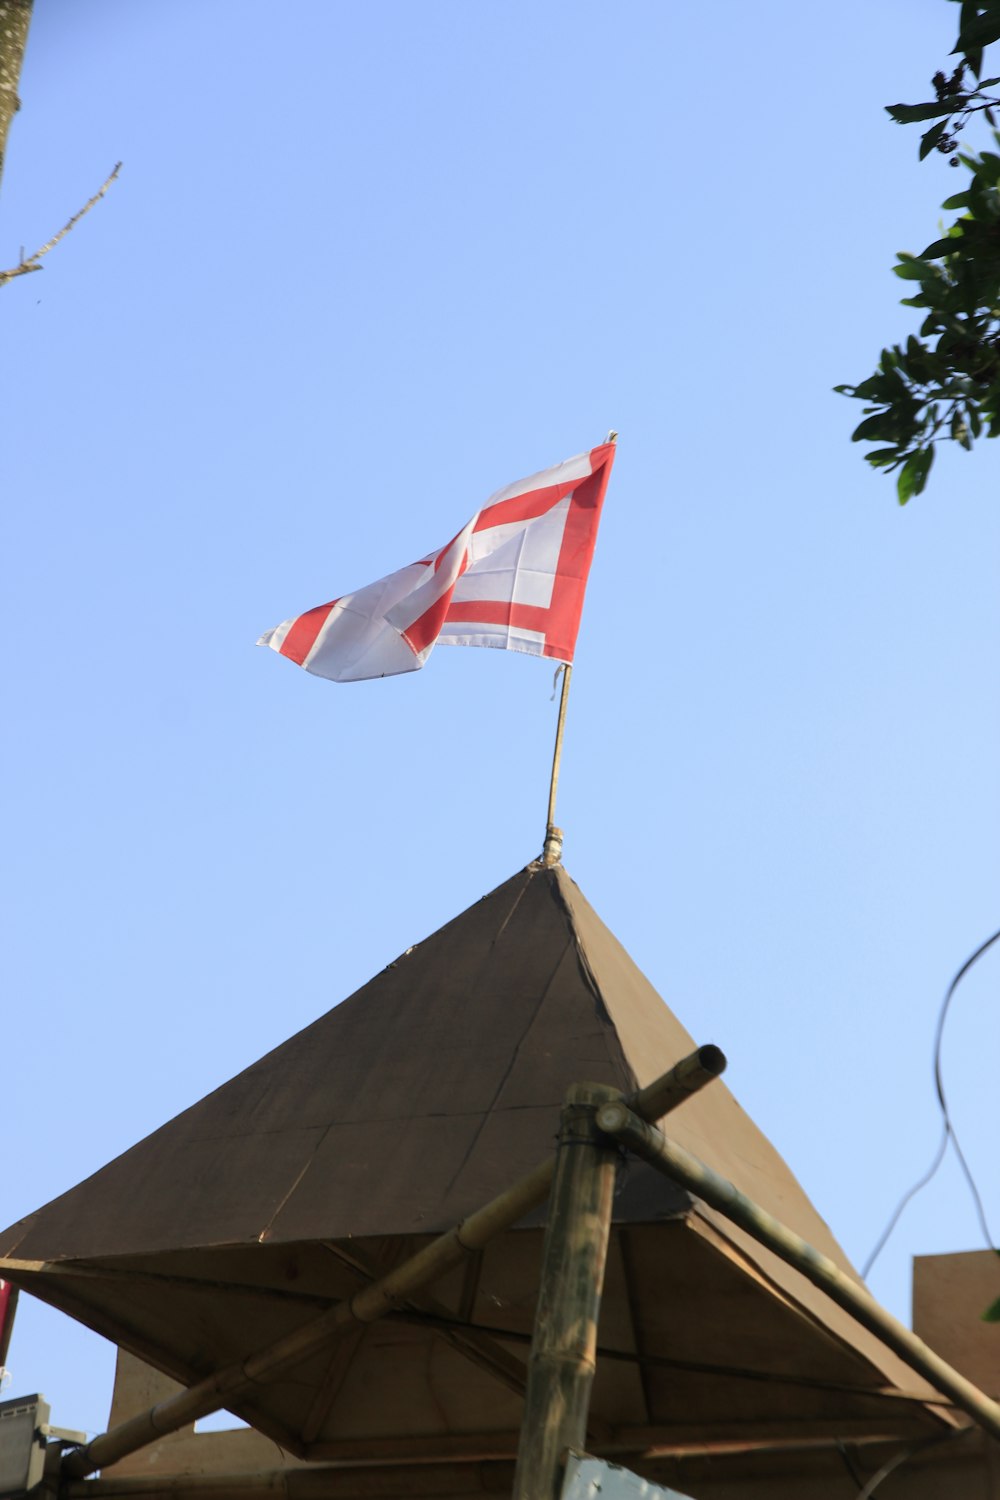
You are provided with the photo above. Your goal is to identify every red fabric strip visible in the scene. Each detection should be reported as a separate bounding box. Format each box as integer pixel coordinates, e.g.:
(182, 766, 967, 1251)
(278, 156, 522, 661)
(442, 600, 551, 634)
(475, 477, 583, 534)
(540, 443, 615, 661)
(401, 548, 471, 654)
(279, 600, 337, 666)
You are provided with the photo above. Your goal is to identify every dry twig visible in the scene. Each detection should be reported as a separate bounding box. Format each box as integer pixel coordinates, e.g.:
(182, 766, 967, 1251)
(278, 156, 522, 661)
(0, 160, 121, 289)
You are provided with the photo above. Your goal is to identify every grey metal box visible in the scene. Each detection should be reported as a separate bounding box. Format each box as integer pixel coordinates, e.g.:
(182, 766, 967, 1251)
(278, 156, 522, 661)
(0, 1395, 50, 1497)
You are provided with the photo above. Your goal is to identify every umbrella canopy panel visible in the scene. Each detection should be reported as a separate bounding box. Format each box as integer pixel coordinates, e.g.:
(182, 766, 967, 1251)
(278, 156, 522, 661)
(6, 1220, 949, 1463)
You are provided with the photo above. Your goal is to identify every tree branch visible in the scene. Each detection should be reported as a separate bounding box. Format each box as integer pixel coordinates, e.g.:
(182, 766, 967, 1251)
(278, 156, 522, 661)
(0, 161, 121, 288)
(0, 0, 33, 193)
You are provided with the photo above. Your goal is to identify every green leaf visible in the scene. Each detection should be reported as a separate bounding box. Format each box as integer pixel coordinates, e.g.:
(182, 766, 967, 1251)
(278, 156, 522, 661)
(921, 121, 951, 159)
(982, 1295, 1000, 1323)
(984, 381, 1000, 430)
(921, 235, 963, 258)
(897, 447, 934, 504)
(956, 14, 1000, 52)
(894, 258, 938, 280)
(886, 100, 958, 123)
(941, 190, 972, 210)
(958, 2, 985, 75)
(852, 414, 895, 442)
(845, 375, 881, 399)
(865, 448, 901, 468)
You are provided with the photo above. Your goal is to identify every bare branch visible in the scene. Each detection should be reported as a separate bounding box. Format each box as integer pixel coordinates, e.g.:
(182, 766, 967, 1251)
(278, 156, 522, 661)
(0, 160, 121, 289)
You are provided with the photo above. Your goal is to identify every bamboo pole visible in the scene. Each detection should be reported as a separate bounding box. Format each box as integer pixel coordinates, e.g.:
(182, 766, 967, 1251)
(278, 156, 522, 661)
(60, 1046, 725, 1483)
(511, 1084, 621, 1500)
(595, 1101, 1000, 1447)
(63, 1431, 949, 1500)
(629, 1043, 726, 1121)
(66, 1462, 511, 1500)
(63, 1428, 947, 1500)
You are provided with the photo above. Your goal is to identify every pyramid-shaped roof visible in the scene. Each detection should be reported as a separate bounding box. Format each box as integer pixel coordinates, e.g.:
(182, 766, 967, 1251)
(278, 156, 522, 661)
(0, 865, 851, 1257)
(0, 865, 951, 1463)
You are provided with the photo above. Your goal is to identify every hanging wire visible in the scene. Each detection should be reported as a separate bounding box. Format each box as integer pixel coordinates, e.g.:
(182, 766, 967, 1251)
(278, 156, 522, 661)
(930, 926, 1000, 1249)
(862, 924, 1000, 1280)
(861, 1125, 948, 1279)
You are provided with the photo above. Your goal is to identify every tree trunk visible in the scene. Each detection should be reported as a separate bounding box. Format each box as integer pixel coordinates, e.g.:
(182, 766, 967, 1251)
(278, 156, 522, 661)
(0, 0, 33, 193)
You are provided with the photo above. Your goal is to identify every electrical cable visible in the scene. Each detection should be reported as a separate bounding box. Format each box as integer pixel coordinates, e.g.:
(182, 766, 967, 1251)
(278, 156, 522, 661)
(861, 1123, 948, 1280)
(862, 923, 1000, 1280)
(930, 925, 1000, 1250)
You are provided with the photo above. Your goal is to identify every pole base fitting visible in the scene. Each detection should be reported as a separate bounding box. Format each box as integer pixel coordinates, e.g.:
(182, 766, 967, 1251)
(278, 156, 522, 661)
(541, 825, 563, 867)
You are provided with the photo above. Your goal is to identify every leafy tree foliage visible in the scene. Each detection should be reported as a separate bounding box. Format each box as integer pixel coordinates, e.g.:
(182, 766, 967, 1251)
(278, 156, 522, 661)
(838, 2, 1000, 500)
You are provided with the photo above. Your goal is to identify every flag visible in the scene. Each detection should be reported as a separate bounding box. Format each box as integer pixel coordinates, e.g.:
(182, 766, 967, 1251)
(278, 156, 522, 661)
(0, 1277, 16, 1370)
(258, 441, 616, 683)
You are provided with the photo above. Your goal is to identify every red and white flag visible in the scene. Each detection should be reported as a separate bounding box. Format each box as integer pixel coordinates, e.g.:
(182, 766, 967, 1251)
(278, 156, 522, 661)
(259, 441, 616, 683)
(0, 1277, 16, 1370)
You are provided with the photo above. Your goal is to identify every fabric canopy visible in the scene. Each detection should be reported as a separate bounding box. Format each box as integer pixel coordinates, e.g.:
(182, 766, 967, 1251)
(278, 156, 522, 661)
(0, 865, 953, 1461)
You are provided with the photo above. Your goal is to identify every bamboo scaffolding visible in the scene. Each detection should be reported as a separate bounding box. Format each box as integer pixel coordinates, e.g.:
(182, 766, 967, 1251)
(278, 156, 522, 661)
(62, 1431, 950, 1500)
(67, 1462, 508, 1500)
(511, 1084, 621, 1500)
(61, 1046, 725, 1482)
(595, 1101, 1000, 1447)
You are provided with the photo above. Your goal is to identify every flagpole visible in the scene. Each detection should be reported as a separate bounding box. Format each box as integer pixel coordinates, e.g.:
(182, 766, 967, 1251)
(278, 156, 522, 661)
(541, 431, 617, 868)
(541, 665, 572, 866)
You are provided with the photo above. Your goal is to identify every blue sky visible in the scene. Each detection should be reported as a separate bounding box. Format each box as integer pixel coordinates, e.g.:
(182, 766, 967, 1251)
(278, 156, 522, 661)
(3, 0, 1000, 1438)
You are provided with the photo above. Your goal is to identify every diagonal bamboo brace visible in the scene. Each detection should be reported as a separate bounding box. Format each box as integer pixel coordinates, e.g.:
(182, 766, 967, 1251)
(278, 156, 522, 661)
(595, 1100, 1000, 1449)
(60, 1046, 725, 1481)
(60, 1161, 553, 1480)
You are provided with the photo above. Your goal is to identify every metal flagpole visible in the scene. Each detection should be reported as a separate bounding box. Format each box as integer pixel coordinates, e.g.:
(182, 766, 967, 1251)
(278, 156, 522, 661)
(540, 431, 616, 868)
